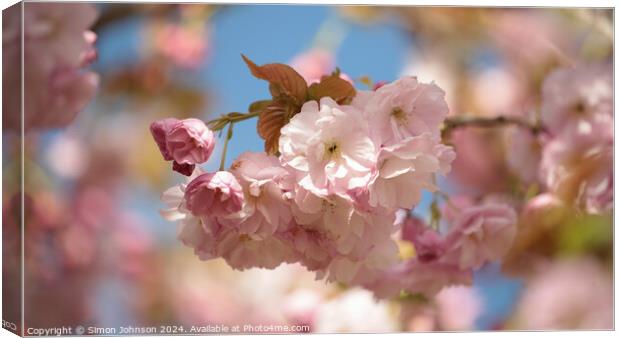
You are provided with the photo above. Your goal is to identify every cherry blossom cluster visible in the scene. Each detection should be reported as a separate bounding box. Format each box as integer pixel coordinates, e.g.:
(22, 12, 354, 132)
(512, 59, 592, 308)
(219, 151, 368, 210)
(151, 72, 518, 298)
(3, 3, 99, 130)
(537, 63, 613, 214)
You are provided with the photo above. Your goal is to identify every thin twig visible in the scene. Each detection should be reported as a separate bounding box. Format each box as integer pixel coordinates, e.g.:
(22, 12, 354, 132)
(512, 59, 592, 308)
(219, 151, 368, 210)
(441, 115, 541, 137)
(219, 122, 234, 171)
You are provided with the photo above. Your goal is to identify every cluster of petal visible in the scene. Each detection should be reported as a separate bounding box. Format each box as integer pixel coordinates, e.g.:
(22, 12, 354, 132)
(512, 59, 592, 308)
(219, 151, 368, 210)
(541, 63, 612, 137)
(184, 171, 244, 217)
(356, 76, 449, 145)
(157, 76, 469, 296)
(538, 63, 613, 213)
(362, 203, 517, 299)
(3, 3, 99, 130)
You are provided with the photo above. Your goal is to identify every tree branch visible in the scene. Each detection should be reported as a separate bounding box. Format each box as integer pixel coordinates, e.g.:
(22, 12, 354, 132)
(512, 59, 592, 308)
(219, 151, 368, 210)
(441, 115, 541, 137)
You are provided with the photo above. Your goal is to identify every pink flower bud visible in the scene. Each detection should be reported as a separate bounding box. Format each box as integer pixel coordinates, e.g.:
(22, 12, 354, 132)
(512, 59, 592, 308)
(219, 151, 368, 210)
(150, 118, 215, 165)
(521, 193, 566, 229)
(184, 171, 244, 217)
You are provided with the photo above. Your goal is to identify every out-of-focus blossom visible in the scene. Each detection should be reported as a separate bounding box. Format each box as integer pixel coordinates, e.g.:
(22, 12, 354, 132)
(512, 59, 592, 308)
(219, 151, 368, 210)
(289, 48, 353, 85)
(539, 122, 612, 213)
(401, 216, 446, 263)
(471, 66, 526, 117)
(46, 133, 89, 179)
(290, 48, 335, 84)
(541, 63, 612, 137)
(184, 171, 244, 217)
(150, 118, 215, 165)
(490, 10, 569, 66)
(363, 76, 448, 144)
(152, 23, 209, 68)
(365, 259, 472, 299)
(2, 3, 99, 131)
(57, 224, 96, 268)
(434, 286, 483, 330)
(400, 56, 457, 114)
(444, 204, 517, 270)
(279, 97, 375, 197)
(23, 3, 98, 69)
(282, 289, 322, 327)
(513, 258, 612, 330)
(314, 289, 398, 333)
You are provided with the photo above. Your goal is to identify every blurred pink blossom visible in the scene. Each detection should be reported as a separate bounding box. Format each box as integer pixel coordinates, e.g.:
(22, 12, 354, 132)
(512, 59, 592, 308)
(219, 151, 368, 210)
(313, 289, 398, 333)
(153, 23, 209, 68)
(290, 48, 335, 84)
(444, 204, 517, 270)
(541, 63, 612, 137)
(435, 286, 483, 330)
(3, 3, 100, 130)
(282, 289, 322, 328)
(514, 258, 612, 329)
(539, 119, 612, 213)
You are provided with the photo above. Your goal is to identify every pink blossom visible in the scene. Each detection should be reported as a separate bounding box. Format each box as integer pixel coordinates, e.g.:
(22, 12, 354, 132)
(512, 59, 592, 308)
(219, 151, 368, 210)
(282, 289, 322, 327)
(514, 258, 612, 329)
(313, 289, 398, 333)
(541, 63, 612, 137)
(471, 66, 522, 116)
(364, 259, 472, 299)
(228, 152, 293, 238)
(23, 3, 99, 69)
(434, 286, 483, 330)
(401, 216, 446, 263)
(31, 67, 99, 128)
(368, 133, 455, 209)
(150, 118, 215, 165)
(490, 10, 569, 66)
(184, 171, 244, 218)
(290, 48, 335, 84)
(153, 23, 209, 68)
(279, 97, 376, 197)
(3, 3, 99, 130)
(539, 121, 612, 213)
(362, 76, 449, 145)
(444, 204, 517, 270)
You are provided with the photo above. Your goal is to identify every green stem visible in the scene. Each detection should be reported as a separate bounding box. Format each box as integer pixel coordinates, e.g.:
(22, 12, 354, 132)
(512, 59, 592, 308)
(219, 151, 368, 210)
(207, 111, 260, 131)
(219, 122, 234, 171)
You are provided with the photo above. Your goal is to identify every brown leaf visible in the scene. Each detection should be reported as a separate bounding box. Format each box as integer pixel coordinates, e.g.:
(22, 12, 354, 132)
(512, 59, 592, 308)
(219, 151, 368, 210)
(242, 54, 308, 103)
(308, 73, 356, 104)
(257, 101, 298, 154)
